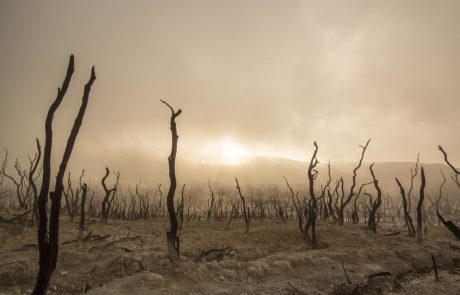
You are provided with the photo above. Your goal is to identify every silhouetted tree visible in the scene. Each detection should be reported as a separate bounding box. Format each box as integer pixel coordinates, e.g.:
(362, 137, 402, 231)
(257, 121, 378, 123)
(305, 141, 319, 248)
(33, 55, 96, 295)
(207, 179, 215, 221)
(438, 145, 460, 189)
(284, 176, 302, 233)
(351, 181, 372, 224)
(407, 154, 420, 214)
(235, 178, 251, 233)
(367, 163, 382, 233)
(101, 167, 120, 223)
(436, 146, 460, 239)
(29, 139, 42, 226)
(79, 183, 88, 231)
(337, 139, 371, 225)
(416, 167, 426, 242)
(161, 99, 182, 262)
(395, 177, 416, 236)
(1, 151, 26, 209)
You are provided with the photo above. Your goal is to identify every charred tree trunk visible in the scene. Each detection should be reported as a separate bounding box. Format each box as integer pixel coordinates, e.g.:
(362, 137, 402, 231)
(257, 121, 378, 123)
(207, 180, 215, 221)
(368, 164, 382, 233)
(407, 154, 420, 215)
(101, 167, 120, 223)
(33, 55, 96, 295)
(395, 177, 416, 237)
(161, 100, 182, 262)
(417, 167, 426, 243)
(337, 139, 371, 225)
(235, 178, 251, 233)
(79, 183, 88, 231)
(284, 177, 303, 233)
(352, 181, 372, 225)
(30, 139, 42, 227)
(438, 146, 460, 189)
(436, 211, 460, 239)
(305, 142, 319, 248)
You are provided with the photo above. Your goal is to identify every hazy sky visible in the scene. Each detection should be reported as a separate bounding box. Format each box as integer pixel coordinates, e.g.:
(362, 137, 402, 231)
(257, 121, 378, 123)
(1, 0, 459, 179)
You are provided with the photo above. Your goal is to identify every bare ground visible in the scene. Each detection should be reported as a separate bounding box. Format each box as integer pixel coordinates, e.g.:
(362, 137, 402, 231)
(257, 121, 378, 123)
(1, 215, 460, 294)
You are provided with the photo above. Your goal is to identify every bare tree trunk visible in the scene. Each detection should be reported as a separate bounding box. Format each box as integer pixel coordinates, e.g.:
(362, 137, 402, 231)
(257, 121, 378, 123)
(305, 142, 319, 248)
(29, 139, 42, 227)
(368, 164, 382, 233)
(207, 180, 215, 221)
(33, 55, 96, 295)
(395, 177, 416, 236)
(438, 146, 460, 189)
(417, 167, 426, 243)
(79, 183, 88, 231)
(161, 100, 182, 262)
(436, 211, 460, 239)
(337, 139, 371, 225)
(235, 178, 251, 233)
(407, 154, 420, 215)
(101, 167, 120, 223)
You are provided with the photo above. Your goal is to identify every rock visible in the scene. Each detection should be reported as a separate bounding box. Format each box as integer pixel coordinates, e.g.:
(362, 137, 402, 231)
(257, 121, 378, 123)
(84, 282, 93, 292)
(272, 260, 292, 272)
(247, 265, 264, 279)
(106, 255, 145, 276)
(0, 260, 33, 286)
(220, 269, 238, 280)
(142, 272, 165, 288)
(86, 271, 165, 295)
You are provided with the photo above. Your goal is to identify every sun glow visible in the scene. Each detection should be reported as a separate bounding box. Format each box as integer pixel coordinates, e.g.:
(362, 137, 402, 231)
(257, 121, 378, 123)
(195, 138, 253, 166)
(220, 138, 253, 165)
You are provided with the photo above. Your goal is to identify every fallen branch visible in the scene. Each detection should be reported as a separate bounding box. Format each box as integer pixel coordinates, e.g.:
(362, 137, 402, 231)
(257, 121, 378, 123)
(341, 261, 352, 284)
(382, 231, 401, 236)
(61, 231, 110, 245)
(437, 211, 460, 239)
(88, 235, 141, 252)
(367, 272, 391, 279)
(0, 210, 31, 224)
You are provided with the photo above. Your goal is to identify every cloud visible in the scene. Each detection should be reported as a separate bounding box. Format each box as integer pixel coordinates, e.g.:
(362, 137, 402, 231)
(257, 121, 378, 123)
(0, 0, 459, 177)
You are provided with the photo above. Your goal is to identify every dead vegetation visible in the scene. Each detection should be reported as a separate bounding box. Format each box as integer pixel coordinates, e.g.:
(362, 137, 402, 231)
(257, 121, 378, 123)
(0, 56, 459, 294)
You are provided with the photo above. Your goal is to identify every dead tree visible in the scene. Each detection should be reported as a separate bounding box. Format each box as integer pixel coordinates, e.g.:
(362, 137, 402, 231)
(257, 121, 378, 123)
(207, 179, 215, 221)
(1, 151, 26, 209)
(79, 183, 88, 231)
(29, 139, 42, 226)
(351, 181, 373, 224)
(101, 167, 120, 223)
(417, 166, 426, 242)
(438, 145, 460, 189)
(337, 139, 371, 225)
(235, 178, 251, 233)
(177, 184, 185, 229)
(367, 164, 382, 233)
(284, 177, 303, 232)
(435, 170, 447, 226)
(436, 211, 460, 239)
(33, 55, 96, 295)
(305, 141, 319, 248)
(161, 99, 182, 262)
(63, 172, 76, 221)
(395, 177, 416, 236)
(436, 145, 460, 238)
(407, 154, 420, 214)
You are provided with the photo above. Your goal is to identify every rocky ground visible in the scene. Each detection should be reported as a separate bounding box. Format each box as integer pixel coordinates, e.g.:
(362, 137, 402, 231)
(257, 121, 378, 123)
(1, 213, 459, 294)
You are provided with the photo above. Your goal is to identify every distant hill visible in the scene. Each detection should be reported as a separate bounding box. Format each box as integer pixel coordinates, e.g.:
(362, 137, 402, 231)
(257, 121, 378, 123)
(68, 149, 459, 198)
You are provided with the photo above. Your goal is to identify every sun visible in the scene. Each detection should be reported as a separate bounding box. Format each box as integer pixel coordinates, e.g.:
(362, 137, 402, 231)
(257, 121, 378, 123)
(219, 138, 253, 165)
